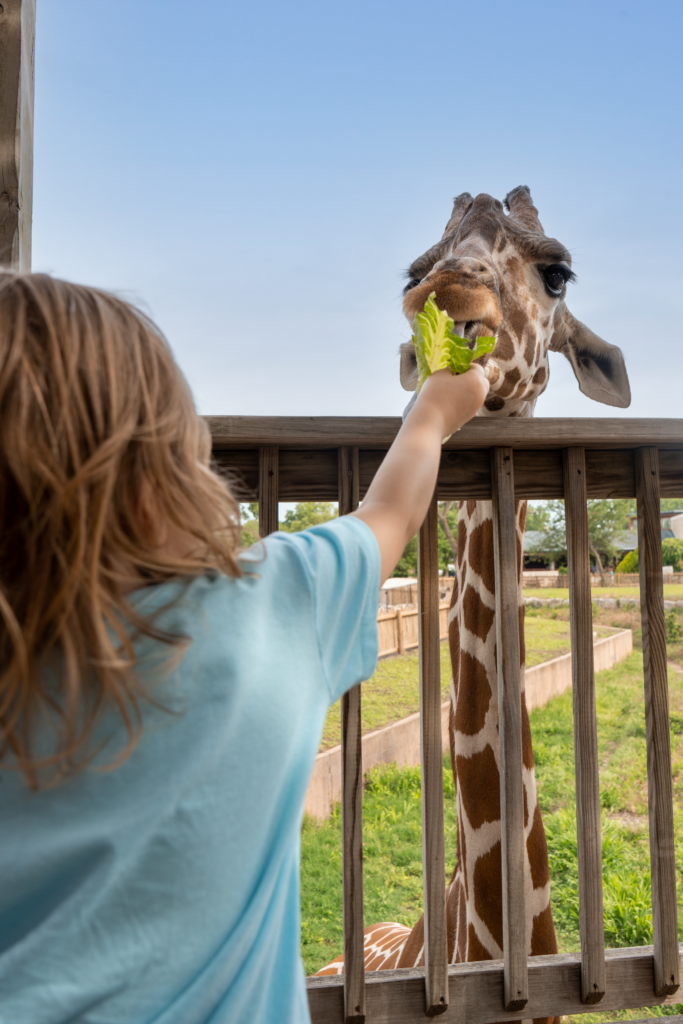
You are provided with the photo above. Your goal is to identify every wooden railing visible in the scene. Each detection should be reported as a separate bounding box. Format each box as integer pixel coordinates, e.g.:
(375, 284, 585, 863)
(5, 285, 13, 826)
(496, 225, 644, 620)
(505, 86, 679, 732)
(210, 415, 683, 1024)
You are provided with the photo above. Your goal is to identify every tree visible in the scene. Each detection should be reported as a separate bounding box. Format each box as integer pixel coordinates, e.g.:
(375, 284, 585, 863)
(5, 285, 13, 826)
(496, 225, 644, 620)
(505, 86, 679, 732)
(526, 499, 632, 584)
(279, 502, 337, 533)
(240, 503, 260, 548)
(392, 503, 458, 578)
(437, 501, 458, 566)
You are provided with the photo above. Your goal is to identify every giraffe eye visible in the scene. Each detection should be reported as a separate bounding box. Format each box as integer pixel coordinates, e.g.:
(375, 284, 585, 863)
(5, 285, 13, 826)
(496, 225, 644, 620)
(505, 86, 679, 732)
(403, 278, 421, 294)
(541, 264, 573, 297)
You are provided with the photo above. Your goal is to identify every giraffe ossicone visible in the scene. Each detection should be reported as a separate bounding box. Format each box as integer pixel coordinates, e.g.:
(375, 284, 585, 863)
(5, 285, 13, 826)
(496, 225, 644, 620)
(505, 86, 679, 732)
(316, 188, 630, 1003)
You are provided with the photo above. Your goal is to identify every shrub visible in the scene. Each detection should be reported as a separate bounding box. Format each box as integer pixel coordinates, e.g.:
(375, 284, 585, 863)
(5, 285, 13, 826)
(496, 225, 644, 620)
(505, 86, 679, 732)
(615, 549, 638, 573)
(616, 538, 683, 574)
(666, 610, 682, 643)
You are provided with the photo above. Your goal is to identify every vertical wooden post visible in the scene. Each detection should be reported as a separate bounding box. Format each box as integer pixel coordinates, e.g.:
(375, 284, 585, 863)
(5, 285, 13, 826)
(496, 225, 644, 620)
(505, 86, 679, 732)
(636, 447, 680, 997)
(563, 448, 605, 1003)
(396, 608, 405, 656)
(491, 448, 528, 1013)
(0, 0, 35, 269)
(258, 446, 279, 537)
(338, 447, 365, 1024)
(418, 493, 449, 1017)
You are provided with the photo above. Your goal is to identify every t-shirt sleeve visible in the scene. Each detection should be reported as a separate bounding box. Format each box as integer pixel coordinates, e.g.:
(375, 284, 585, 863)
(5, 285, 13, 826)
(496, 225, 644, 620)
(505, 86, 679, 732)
(272, 517, 380, 705)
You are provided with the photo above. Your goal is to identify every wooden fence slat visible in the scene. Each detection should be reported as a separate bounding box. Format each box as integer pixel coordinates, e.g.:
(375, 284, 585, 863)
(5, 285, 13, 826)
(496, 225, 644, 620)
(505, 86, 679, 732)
(338, 447, 365, 1023)
(491, 448, 528, 1013)
(0, 0, 35, 270)
(563, 447, 606, 1003)
(258, 446, 279, 536)
(636, 447, 680, 997)
(417, 494, 449, 1016)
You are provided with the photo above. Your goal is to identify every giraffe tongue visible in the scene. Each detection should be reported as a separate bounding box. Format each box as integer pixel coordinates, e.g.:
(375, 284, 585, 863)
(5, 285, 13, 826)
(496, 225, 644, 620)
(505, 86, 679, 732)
(453, 321, 467, 338)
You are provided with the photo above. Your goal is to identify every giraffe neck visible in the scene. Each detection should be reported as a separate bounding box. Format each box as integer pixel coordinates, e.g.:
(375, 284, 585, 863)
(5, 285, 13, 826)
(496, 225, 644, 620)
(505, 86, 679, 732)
(446, 498, 558, 961)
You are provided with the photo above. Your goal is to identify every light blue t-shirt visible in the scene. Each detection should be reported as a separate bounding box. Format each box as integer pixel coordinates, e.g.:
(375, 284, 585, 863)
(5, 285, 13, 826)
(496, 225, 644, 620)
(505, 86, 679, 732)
(0, 517, 380, 1024)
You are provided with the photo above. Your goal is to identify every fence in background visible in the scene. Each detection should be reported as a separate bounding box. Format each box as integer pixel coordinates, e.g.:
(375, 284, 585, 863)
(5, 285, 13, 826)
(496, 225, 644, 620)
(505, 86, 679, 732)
(211, 414, 683, 1023)
(523, 571, 683, 589)
(380, 579, 454, 608)
(377, 603, 449, 658)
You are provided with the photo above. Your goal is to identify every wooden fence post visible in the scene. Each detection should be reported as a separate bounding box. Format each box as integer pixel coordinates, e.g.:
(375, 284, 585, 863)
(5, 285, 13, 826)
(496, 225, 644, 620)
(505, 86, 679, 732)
(418, 493, 449, 1016)
(258, 447, 279, 537)
(491, 448, 528, 1013)
(338, 446, 365, 1024)
(563, 448, 605, 1003)
(396, 608, 405, 656)
(636, 447, 680, 997)
(0, 0, 35, 270)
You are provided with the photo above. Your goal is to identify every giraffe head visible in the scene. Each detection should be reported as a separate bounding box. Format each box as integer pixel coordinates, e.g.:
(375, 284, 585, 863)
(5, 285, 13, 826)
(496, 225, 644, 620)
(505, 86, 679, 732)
(400, 186, 631, 417)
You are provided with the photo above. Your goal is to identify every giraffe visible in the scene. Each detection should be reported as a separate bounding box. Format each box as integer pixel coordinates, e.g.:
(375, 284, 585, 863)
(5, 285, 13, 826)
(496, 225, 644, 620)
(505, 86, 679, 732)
(317, 187, 631, 983)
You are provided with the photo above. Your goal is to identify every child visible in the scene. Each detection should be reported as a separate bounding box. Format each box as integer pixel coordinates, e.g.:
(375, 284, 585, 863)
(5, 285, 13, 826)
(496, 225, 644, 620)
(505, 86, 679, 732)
(0, 271, 488, 1023)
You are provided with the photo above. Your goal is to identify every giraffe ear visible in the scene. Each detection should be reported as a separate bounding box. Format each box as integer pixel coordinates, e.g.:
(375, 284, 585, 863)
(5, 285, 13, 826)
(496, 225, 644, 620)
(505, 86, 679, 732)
(399, 341, 419, 391)
(549, 303, 631, 408)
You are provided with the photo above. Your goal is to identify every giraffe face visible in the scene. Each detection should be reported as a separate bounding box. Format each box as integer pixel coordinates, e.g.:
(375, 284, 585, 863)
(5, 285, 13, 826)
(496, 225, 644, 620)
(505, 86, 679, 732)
(400, 187, 631, 416)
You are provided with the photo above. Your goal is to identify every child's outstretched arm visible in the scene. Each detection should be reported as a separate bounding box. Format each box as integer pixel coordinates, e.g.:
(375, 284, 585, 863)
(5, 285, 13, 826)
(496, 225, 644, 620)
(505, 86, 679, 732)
(352, 365, 489, 583)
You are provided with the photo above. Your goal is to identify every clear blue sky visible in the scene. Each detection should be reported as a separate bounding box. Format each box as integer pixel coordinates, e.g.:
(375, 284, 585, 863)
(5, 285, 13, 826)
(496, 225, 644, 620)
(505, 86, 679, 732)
(32, 0, 682, 419)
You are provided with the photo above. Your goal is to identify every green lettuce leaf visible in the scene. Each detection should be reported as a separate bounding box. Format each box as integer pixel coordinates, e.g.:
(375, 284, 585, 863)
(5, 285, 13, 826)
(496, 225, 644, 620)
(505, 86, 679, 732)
(412, 291, 495, 392)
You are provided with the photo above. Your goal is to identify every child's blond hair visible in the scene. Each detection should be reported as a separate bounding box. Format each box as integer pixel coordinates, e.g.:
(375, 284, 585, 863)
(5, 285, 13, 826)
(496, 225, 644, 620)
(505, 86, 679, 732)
(0, 271, 242, 787)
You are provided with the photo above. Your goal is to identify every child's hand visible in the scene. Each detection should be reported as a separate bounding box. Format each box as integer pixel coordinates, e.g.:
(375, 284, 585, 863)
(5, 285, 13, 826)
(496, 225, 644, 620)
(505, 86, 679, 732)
(412, 363, 490, 437)
(352, 362, 490, 583)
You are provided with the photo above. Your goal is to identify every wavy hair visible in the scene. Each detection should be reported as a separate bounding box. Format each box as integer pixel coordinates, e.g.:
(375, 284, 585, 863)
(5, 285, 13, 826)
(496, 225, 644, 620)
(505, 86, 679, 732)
(0, 271, 243, 787)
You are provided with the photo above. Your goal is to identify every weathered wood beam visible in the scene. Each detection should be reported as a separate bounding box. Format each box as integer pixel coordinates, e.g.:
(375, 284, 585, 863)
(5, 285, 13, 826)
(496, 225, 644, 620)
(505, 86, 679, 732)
(491, 448, 527, 1012)
(206, 415, 683, 451)
(212, 447, 683, 503)
(338, 446, 365, 1024)
(563, 447, 605, 1003)
(306, 946, 683, 1024)
(417, 495, 449, 1016)
(0, 0, 35, 270)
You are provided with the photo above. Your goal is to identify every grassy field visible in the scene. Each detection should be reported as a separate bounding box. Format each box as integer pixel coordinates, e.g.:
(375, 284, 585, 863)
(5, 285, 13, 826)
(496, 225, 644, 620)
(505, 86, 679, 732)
(320, 616, 615, 750)
(301, 605, 683, 1021)
(524, 584, 683, 601)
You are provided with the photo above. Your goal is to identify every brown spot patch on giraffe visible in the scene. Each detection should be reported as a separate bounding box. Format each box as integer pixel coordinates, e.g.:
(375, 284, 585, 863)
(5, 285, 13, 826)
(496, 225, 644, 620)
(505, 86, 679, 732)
(448, 701, 457, 782)
(450, 611, 461, 663)
(468, 516, 495, 595)
(473, 841, 503, 951)
(496, 365, 521, 399)
(505, 302, 527, 340)
(460, 817, 468, 899)
(454, 650, 492, 735)
(493, 328, 515, 362)
(530, 903, 558, 956)
(523, 783, 529, 830)
(466, 500, 477, 518)
(467, 922, 494, 963)
(484, 394, 504, 412)
(527, 804, 551, 890)
(397, 915, 425, 969)
(524, 326, 538, 366)
(456, 745, 501, 830)
(463, 583, 495, 641)
(532, 365, 547, 385)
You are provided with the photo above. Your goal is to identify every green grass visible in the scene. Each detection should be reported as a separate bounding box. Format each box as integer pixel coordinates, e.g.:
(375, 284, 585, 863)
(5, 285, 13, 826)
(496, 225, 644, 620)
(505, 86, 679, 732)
(524, 585, 683, 600)
(301, 641, 683, 1020)
(320, 617, 614, 751)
